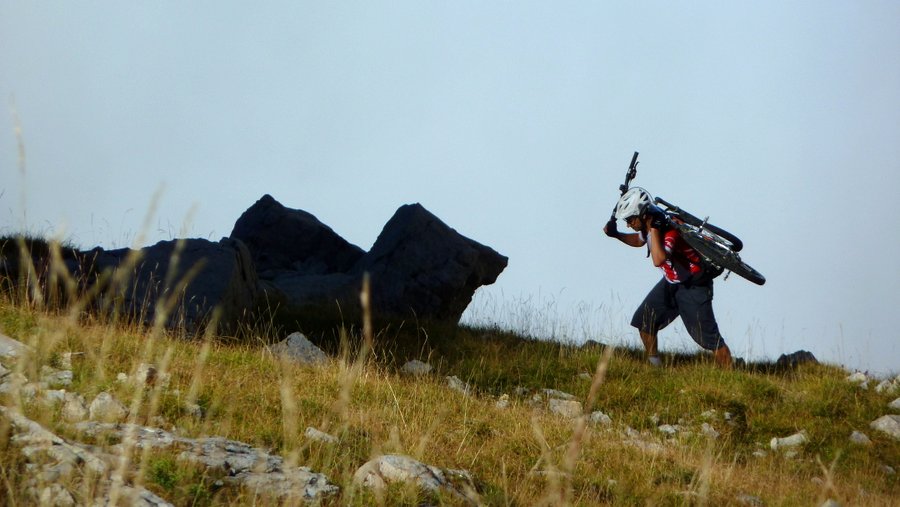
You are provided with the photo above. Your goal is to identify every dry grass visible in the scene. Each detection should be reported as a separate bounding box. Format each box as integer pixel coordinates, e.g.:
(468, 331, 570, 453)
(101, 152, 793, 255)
(0, 238, 898, 505)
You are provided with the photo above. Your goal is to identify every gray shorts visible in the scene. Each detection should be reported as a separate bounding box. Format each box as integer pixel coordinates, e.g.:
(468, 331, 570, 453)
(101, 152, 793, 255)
(630, 278, 726, 351)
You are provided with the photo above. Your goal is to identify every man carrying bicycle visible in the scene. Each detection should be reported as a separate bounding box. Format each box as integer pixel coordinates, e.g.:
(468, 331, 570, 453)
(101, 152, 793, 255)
(603, 187, 733, 368)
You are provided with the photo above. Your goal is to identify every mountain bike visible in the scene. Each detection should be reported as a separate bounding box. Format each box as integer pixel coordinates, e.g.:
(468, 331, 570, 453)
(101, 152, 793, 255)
(611, 152, 766, 286)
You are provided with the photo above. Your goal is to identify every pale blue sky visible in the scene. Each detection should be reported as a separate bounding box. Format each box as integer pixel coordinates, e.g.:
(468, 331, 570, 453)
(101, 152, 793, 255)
(2, 1, 899, 374)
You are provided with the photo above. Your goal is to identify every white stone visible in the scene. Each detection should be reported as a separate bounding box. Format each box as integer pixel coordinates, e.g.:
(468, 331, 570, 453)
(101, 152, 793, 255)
(846, 371, 868, 384)
(41, 389, 67, 406)
(752, 450, 767, 458)
(41, 366, 73, 387)
(89, 392, 128, 423)
(270, 332, 328, 365)
(184, 402, 203, 419)
(353, 454, 477, 503)
(548, 399, 583, 418)
(542, 388, 576, 400)
(445, 375, 470, 396)
(0, 332, 31, 358)
(38, 484, 75, 507)
(700, 409, 718, 420)
(736, 494, 764, 506)
(590, 410, 612, 425)
(577, 372, 593, 381)
(870, 415, 900, 440)
(849, 430, 872, 445)
(770, 431, 808, 450)
(305, 427, 338, 444)
(116, 372, 128, 383)
(62, 393, 87, 422)
(657, 424, 679, 436)
(820, 500, 841, 507)
(881, 464, 896, 475)
(888, 398, 900, 411)
(701, 423, 720, 439)
(495, 394, 510, 409)
(400, 359, 432, 376)
(874, 380, 897, 394)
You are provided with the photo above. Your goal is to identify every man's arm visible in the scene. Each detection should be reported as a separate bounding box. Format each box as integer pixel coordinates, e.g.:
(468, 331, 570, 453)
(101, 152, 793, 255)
(648, 227, 668, 266)
(604, 221, 646, 248)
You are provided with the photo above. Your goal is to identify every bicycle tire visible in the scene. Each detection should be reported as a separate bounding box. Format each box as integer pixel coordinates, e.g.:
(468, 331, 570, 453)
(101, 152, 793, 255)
(677, 225, 766, 285)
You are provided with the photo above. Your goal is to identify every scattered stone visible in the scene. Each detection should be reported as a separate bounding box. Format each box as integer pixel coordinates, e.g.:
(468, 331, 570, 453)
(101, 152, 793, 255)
(400, 359, 432, 376)
(40, 389, 67, 407)
(495, 394, 510, 409)
(40, 367, 73, 388)
(888, 398, 900, 411)
(0, 372, 27, 395)
(874, 380, 898, 394)
(820, 500, 841, 507)
(37, 484, 76, 506)
(657, 424, 679, 436)
(542, 388, 576, 401)
(89, 392, 128, 423)
(116, 372, 129, 383)
(846, 371, 868, 384)
(513, 386, 530, 397)
(849, 430, 872, 445)
(700, 409, 718, 420)
(60, 352, 83, 370)
(184, 402, 203, 419)
(880, 464, 896, 475)
(590, 410, 612, 426)
(770, 431, 808, 451)
(548, 399, 583, 419)
(775, 350, 817, 368)
(649, 414, 660, 425)
(270, 332, 328, 365)
(304, 427, 338, 444)
(736, 493, 764, 506)
(701, 423, 720, 439)
(577, 372, 593, 381)
(445, 376, 470, 396)
(752, 450, 767, 458)
(870, 415, 900, 440)
(784, 450, 799, 459)
(0, 332, 31, 359)
(353, 454, 478, 503)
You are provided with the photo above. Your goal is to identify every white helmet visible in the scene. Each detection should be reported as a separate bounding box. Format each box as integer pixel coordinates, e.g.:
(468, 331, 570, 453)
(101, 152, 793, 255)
(614, 187, 653, 220)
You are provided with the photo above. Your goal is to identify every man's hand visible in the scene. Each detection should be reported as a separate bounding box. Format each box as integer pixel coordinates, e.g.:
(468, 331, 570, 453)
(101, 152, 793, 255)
(604, 219, 619, 238)
(645, 205, 669, 230)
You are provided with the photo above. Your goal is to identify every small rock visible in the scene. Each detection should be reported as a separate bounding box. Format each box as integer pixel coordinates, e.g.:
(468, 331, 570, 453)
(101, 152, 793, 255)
(548, 399, 583, 418)
(590, 410, 612, 425)
(116, 372, 129, 383)
(304, 427, 338, 444)
(353, 454, 478, 503)
(820, 500, 841, 507)
(577, 372, 593, 381)
(888, 398, 900, 411)
(513, 386, 530, 397)
(542, 388, 576, 401)
(880, 464, 895, 475)
(495, 394, 510, 409)
(701, 423, 720, 439)
(700, 409, 718, 420)
(89, 392, 128, 423)
(445, 376, 470, 396)
(40, 366, 73, 388)
(40, 389, 67, 407)
(849, 430, 871, 445)
(784, 450, 799, 459)
(0, 332, 31, 358)
(649, 414, 660, 425)
(270, 332, 328, 365)
(62, 393, 88, 422)
(400, 360, 432, 376)
(810, 477, 824, 486)
(184, 402, 203, 419)
(736, 493, 764, 506)
(874, 380, 897, 394)
(752, 450, 767, 458)
(657, 424, 679, 436)
(770, 431, 807, 451)
(846, 371, 868, 384)
(870, 415, 900, 440)
(38, 484, 75, 507)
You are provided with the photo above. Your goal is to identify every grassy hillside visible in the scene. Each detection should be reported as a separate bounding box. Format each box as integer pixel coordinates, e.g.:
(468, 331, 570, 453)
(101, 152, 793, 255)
(1, 238, 898, 505)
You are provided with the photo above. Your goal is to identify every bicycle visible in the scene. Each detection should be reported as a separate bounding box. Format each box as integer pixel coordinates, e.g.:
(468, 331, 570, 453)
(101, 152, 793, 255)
(611, 152, 766, 286)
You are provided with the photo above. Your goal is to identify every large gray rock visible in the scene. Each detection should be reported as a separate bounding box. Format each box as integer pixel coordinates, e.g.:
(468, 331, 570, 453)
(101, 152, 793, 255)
(775, 350, 818, 369)
(353, 454, 478, 504)
(270, 332, 328, 365)
(230, 194, 364, 278)
(356, 203, 507, 322)
(239, 197, 506, 324)
(84, 238, 259, 333)
(870, 415, 900, 440)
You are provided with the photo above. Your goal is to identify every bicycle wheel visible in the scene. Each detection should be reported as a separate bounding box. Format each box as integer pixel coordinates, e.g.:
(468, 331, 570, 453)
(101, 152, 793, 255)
(678, 226, 766, 285)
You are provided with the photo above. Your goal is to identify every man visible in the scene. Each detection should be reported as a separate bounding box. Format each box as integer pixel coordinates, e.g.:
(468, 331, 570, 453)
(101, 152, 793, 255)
(603, 187, 733, 368)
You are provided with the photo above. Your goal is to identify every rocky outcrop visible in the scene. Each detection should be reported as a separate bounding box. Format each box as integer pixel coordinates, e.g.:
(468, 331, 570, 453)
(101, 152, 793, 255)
(235, 196, 507, 325)
(82, 237, 258, 333)
(230, 194, 365, 278)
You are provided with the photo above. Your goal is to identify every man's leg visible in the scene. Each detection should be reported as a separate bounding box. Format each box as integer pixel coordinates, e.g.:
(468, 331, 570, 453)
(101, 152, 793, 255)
(640, 331, 661, 366)
(676, 282, 732, 369)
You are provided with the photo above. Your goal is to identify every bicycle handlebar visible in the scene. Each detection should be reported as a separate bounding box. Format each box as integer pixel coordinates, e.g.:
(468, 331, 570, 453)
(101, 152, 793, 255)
(609, 151, 640, 222)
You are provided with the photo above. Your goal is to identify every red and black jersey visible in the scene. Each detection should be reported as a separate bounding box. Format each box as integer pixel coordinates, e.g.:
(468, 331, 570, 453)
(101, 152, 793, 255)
(641, 228, 704, 283)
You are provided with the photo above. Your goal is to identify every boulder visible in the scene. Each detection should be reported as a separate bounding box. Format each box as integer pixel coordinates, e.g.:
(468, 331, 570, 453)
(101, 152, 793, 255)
(83, 238, 259, 334)
(357, 203, 507, 322)
(0, 332, 31, 359)
(89, 392, 128, 423)
(549, 399, 583, 418)
(775, 350, 818, 369)
(353, 454, 478, 503)
(870, 415, 900, 440)
(230, 194, 364, 278)
(270, 332, 328, 365)
(770, 431, 808, 450)
(400, 359, 433, 376)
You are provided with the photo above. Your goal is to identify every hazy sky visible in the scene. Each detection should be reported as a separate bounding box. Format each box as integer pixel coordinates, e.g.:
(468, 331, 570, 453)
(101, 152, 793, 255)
(2, 1, 899, 374)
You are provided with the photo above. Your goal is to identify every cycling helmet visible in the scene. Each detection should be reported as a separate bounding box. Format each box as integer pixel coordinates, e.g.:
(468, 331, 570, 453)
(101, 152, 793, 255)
(614, 187, 653, 220)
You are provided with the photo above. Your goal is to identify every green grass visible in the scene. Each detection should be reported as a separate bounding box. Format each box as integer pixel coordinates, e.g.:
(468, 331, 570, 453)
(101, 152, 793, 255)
(1, 236, 899, 505)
